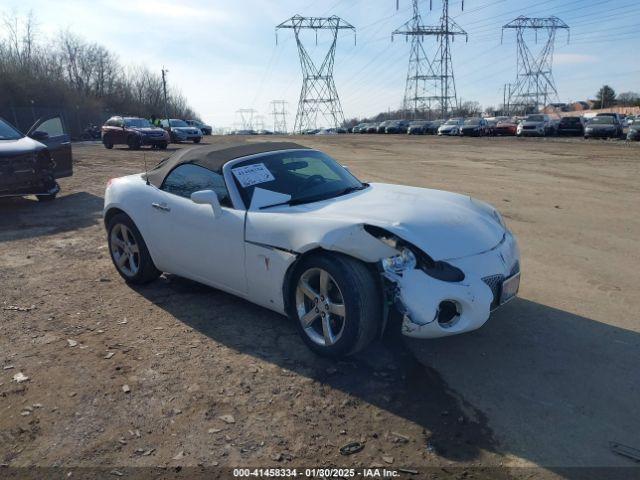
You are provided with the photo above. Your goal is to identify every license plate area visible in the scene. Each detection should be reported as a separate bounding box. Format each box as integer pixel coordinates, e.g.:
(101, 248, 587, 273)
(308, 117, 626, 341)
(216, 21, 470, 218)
(500, 272, 520, 305)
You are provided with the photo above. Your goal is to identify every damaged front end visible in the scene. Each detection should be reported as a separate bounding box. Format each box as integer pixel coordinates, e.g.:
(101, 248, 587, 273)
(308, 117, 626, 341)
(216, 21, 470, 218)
(364, 225, 502, 339)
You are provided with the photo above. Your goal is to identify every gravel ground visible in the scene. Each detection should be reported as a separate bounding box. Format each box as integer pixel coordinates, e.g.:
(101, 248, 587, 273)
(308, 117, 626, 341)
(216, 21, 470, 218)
(1, 135, 639, 479)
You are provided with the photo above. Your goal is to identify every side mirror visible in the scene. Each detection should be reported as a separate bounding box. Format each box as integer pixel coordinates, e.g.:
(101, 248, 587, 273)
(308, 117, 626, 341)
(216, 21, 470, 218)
(30, 130, 49, 141)
(191, 190, 223, 218)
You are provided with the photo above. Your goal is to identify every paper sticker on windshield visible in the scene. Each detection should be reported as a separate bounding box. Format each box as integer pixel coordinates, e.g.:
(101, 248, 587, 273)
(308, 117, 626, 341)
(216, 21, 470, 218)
(232, 163, 275, 188)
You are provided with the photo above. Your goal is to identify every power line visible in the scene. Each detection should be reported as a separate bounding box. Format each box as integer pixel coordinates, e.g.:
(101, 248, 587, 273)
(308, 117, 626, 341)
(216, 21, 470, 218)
(502, 16, 570, 115)
(276, 15, 356, 132)
(393, 0, 468, 119)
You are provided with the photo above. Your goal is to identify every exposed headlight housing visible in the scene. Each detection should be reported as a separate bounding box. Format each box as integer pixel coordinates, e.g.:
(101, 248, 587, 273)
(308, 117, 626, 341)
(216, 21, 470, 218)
(364, 225, 465, 282)
(382, 248, 416, 274)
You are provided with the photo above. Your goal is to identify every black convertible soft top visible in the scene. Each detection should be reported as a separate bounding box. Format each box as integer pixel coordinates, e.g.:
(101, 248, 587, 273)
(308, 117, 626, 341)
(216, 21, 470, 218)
(144, 142, 310, 188)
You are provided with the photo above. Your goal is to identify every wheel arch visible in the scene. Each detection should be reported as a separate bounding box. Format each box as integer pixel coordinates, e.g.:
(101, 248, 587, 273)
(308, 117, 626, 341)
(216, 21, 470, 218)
(104, 206, 128, 229)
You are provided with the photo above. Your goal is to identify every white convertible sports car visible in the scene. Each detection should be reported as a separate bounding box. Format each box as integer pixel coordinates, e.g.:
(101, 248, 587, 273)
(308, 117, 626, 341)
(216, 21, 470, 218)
(104, 142, 520, 356)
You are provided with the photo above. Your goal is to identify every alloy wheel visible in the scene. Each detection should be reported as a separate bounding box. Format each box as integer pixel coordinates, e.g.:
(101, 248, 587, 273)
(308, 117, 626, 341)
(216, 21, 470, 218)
(295, 268, 346, 347)
(110, 223, 140, 277)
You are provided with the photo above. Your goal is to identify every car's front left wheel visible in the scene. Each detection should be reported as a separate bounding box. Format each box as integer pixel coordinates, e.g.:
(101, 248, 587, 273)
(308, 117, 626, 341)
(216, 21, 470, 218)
(107, 213, 161, 284)
(289, 253, 381, 357)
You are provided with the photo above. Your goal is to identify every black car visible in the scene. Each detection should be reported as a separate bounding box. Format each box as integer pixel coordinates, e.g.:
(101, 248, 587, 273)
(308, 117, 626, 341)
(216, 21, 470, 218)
(627, 119, 640, 141)
(407, 120, 431, 135)
(0, 115, 72, 202)
(424, 120, 444, 135)
(385, 120, 410, 134)
(584, 116, 623, 139)
(460, 118, 488, 137)
(557, 116, 585, 136)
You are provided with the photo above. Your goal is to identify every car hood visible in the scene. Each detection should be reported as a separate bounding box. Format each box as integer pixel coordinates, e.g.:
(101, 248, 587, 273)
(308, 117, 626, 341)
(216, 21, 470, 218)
(251, 183, 506, 261)
(0, 136, 45, 157)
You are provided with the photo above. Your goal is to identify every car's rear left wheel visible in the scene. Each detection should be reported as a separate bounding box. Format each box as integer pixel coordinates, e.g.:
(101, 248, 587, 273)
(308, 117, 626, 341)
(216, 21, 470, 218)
(289, 253, 381, 357)
(107, 213, 160, 284)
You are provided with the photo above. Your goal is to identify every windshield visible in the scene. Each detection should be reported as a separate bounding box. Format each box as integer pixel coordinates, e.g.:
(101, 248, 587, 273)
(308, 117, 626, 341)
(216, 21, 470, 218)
(231, 150, 365, 208)
(169, 119, 188, 127)
(410, 121, 428, 126)
(189, 120, 202, 126)
(124, 118, 152, 128)
(561, 117, 580, 123)
(526, 115, 545, 122)
(464, 118, 481, 125)
(632, 120, 640, 126)
(589, 117, 614, 125)
(0, 118, 23, 140)
(445, 119, 460, 125)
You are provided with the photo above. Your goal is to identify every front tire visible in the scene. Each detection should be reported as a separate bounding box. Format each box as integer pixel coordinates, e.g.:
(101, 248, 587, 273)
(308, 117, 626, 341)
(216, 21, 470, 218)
(193, 138, 201, 144)
(103, 138, 113, 149)
(127, 135, 141, 150)
(107, 213, 161, 284)
(289, 253, 381, 357)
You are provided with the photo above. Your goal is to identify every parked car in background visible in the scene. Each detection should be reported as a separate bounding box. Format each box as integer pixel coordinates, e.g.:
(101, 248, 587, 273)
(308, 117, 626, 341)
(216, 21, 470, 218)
(460, 118, 488, 137)
(516, 114, 554, 137)
(437, 118, 463, 136)
(556, 116, 585, 137)
(385, 120, 410, 134)
(425, 120, 444, 135)
(0, 115, 72, 201)
(492, 119, 518, 136)
(627, 119, 640, 141)
(376, 120, 393, 134)
(102, 116, 169, 150)
(584, 115, 624, 139)
(316, 128, 338, 135)
(407, 120, 431, 135)
(365, 123, 379, 134)
(186, 119, 212, 135)
(351, 123, 366, 134)
(161, 119, 203, 143)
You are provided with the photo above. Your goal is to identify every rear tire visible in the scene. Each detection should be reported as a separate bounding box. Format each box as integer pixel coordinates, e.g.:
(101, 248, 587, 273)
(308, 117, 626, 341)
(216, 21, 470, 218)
(288, 253, 381, 357)
(107, 213, 161, 285)
(193, 138, 201, 144)
(159, 142, 168, 150)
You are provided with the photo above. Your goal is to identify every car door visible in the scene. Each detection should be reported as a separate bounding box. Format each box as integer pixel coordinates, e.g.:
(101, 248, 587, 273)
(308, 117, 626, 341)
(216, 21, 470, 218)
(145, 164, 247, 295)
(26, 115, 72, 178)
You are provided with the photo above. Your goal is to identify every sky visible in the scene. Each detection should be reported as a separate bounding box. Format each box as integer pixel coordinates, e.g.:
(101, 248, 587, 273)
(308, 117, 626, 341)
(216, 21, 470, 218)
(3, 0, 639, 129)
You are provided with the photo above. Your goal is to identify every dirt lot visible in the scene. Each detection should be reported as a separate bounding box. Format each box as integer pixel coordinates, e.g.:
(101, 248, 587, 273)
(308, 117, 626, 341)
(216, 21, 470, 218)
(1, 135, 639, 478)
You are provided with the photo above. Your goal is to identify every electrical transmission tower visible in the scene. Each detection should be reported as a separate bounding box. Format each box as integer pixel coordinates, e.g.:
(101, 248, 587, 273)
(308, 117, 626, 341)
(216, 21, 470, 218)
(276, 15, 355, 133)
(502, 16, 569, 115)
(236, 108, 257, 130)
(393, 1, 467, 119)
(270, 100, 288, 133)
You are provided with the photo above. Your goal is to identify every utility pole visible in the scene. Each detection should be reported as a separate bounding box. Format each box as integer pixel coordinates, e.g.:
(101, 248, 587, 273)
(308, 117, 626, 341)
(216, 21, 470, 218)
(502, 16, 569, 115)
(393, 1, 467, 120)
(276, 15, 355, 133)
(161, 67, 169, 122)
(270, 100, 288, 133)
(236, 108, 257, 130)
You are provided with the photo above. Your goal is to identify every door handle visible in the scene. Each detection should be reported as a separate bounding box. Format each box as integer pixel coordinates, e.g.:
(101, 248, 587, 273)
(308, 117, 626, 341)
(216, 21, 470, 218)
(151, 202, 171, 212)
